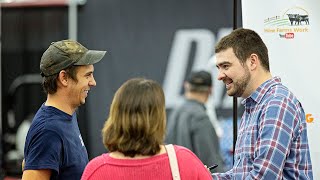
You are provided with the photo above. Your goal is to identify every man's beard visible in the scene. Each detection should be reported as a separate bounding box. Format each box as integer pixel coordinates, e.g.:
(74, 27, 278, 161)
(227, 68, 251, 97)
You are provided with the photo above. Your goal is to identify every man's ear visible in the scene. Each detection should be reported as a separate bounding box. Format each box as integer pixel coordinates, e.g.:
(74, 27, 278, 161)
(57, 70, 69, 87)
(247, 53, 259, 71)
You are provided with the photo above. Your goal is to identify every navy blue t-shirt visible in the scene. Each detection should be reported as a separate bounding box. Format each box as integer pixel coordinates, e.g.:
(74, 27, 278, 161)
(24, 104, 88, 180)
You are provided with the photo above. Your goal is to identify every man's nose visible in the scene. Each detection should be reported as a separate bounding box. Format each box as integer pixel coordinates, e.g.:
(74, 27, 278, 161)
(217, 70, 226, 81)
(89, 77, 97, 86)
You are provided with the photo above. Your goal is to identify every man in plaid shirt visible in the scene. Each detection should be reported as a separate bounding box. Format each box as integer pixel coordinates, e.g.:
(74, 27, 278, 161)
(212, 28, 313, 179)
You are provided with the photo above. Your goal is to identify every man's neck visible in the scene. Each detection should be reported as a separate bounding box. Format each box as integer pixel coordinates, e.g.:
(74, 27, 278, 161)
(242, 71, 272, 98)
(252, 71, 272, 92)
(45, 93, 75, 115)
(185, 92, 208, 104)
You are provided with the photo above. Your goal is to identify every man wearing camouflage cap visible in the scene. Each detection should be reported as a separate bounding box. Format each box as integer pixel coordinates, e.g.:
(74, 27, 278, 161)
(22, 40, 106, 180)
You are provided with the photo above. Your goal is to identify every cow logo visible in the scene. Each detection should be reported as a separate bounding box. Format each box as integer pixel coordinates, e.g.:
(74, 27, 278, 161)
(286, 6, 309, 26)
(286, 14, 309, 26)
(264, 7, 310, 39)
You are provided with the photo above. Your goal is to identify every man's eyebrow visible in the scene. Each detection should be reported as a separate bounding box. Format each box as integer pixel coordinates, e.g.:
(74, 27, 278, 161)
(216, 61, 231, 68)
(84, 71, 93, 76)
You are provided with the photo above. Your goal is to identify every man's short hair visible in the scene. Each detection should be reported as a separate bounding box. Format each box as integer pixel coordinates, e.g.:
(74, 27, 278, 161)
(215, 28, 270, 71)
(42, 66, 78, 94)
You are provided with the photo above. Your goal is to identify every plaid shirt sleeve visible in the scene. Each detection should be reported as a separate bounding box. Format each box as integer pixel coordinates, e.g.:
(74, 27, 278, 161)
(212, 168, 233, 179)
(247, 97, 299, 179)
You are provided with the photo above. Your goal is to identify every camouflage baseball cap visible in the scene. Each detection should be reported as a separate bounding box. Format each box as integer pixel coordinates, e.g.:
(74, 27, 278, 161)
(40, 39, 107, 76)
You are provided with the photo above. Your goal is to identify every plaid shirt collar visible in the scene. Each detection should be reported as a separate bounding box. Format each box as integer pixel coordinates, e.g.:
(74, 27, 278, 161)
(241, 76, 282, 105)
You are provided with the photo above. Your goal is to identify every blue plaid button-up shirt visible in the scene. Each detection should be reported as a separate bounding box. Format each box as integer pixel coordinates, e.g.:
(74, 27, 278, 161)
(213, 77, 313, 179)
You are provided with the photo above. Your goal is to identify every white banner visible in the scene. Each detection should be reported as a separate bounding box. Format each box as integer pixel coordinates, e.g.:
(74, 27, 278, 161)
(242, 0, 319, 179)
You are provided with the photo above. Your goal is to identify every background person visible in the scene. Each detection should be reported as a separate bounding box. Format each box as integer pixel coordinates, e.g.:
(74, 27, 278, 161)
(81, 78, 212, 180)
(166, 70, 224, 172)
(22, 40, 106, 180)
(212, 28, 313, 179)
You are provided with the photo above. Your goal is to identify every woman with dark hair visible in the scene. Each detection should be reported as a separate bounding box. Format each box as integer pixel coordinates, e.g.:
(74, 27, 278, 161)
(81, 78, 212, 180)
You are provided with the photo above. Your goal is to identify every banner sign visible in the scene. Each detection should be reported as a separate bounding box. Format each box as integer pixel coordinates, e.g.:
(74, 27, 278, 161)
(242, 0, 320, 178)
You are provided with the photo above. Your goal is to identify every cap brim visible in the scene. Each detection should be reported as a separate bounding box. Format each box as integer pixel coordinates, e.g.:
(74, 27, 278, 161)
(74, 50, 107, 65)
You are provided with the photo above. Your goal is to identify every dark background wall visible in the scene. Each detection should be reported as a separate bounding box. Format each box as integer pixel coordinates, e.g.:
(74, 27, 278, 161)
(77, 0, 242, 158)
(1, 6, 70, 176)
(1, 0, 242, 176)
